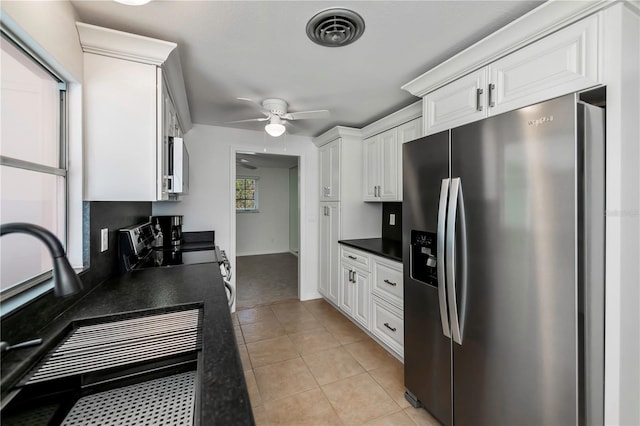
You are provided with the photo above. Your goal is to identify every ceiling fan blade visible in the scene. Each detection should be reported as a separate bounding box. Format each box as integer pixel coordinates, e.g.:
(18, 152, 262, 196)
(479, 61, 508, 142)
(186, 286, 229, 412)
(225, 117, 269, 124)
(236, 162, 257, 170)
(284, 110, 330, 120)
(237, 97, 271, 116)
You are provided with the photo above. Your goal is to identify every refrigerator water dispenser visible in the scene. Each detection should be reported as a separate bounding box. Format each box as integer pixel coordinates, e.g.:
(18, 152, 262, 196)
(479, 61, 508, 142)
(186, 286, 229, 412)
(410, 230, 438, 287)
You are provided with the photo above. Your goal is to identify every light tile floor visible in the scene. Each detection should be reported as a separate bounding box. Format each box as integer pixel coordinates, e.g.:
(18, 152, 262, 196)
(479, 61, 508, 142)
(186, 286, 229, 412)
(232, 299, 441, 425)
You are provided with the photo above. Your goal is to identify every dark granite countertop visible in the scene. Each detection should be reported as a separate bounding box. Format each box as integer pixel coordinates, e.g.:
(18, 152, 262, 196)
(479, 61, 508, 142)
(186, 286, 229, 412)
(0, 263, 253, 425)
(339, 238, 403, 262)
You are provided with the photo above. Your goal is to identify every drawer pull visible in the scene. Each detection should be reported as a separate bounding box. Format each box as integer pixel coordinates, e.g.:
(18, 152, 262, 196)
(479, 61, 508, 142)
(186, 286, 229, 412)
(383, 279, 397, 287)
(383, 322, 396, 332)
(347, 255, 357, 260)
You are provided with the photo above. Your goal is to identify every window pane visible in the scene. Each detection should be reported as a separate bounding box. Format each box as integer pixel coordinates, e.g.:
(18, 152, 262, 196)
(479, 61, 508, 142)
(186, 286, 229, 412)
(0, 166, 65, 291)
(246, 200, 255, 209)
(0, 37, 61, 168)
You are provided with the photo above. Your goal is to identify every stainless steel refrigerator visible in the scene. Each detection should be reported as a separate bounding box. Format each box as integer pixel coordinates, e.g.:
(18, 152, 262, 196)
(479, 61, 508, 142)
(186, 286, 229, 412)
(402, 93, 604, 426)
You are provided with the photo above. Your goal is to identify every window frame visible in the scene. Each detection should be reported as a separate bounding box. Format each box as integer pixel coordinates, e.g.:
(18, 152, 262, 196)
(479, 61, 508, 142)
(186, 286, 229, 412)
(235, 176, 259, 212)
(0, 29, 69, 302)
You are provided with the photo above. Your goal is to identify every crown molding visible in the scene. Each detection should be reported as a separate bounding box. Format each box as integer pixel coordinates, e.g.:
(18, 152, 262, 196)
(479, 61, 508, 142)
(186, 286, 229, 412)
(362, 101, 422, 139)
(313, 126, 362, 147)
(76, 22, 176, 66)
(402, 0, 613, 97)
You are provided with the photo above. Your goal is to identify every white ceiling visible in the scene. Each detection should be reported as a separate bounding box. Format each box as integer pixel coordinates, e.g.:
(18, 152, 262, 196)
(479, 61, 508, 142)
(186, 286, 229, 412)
(70, 0, 544, 138)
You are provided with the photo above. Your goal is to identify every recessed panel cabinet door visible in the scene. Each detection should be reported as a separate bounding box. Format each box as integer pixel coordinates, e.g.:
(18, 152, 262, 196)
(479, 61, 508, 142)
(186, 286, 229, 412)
(379, 128, 399, 201)
(488, 14, 599, 117)
(319, 202, 340, 304)
(320, 140, 340, 201)
(353, 269, 370, 328)
(340, 264, 355, 316)
(424, 69, 487, 135)
(362, 136, 379, 201)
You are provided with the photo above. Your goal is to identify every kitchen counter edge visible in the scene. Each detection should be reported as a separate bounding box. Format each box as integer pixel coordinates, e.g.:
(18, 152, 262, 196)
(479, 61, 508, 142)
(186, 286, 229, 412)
(0, 262, 253, 425)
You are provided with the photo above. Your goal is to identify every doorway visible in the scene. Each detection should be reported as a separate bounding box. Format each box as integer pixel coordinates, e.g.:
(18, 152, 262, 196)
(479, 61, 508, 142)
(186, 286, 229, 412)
(234, 152, 300, 309)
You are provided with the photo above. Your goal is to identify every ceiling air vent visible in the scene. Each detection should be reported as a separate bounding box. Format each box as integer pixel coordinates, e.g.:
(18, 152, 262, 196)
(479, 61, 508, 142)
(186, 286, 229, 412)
(306, 8, 365, 47)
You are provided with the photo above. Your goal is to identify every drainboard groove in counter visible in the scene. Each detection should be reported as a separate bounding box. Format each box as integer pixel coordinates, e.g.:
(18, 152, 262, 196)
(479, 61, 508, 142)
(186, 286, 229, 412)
(22, 308, 201, 385)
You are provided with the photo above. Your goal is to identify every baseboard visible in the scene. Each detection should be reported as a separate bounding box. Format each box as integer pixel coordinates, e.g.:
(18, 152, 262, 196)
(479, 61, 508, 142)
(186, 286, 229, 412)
(236, 249, 292, 257)
(289, 250, 299, 257)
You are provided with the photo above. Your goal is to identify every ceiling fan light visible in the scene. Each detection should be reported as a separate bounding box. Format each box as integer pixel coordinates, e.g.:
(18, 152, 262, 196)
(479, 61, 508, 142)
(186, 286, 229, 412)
(113, 0, 152, 5)
(265, 122, 286, 137)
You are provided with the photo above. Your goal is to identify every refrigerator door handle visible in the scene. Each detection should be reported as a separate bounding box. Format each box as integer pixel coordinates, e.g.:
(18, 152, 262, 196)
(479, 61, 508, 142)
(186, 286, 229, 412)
(437, 178, 451, 338)
(446, 177, 468, 345)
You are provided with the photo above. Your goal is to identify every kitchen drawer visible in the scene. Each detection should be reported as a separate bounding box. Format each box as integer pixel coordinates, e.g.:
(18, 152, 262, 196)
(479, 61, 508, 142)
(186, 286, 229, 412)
(341, 247, 371, 271)
(372, 259, 403, 309)
(371, 296, 403, 356)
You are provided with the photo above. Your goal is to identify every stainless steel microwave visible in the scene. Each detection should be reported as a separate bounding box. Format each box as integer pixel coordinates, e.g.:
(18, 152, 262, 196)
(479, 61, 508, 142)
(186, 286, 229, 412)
(168, 137, 189, 194)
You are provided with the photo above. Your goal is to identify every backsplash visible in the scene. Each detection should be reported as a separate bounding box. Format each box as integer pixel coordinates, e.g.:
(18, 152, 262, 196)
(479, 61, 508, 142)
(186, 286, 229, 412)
(382, 202, 402, 242)
(1, 201, 151, 344)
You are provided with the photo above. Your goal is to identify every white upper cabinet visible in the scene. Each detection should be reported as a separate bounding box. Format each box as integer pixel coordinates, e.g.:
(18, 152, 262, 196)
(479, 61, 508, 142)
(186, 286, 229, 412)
(424, 69, 487, 134)
(488, 14, 599, 116)
(421, 14, 600, 135)
(363, 128, 399, 201)
(362, 136, 379, 200)
(319, 139, 341, 201)
(77, 23, 191, 201)
(397, 117, 422, 145)
(362, 103, 422, 202)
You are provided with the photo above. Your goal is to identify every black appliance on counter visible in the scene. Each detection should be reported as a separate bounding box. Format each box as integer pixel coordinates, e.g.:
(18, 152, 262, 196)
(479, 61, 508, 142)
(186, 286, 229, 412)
(118, 222, 233, 307)
(150, 215, 183, 247)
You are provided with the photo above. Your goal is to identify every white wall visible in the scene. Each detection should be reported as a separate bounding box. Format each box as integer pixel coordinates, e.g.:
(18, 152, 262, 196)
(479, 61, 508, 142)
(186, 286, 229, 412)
(289, 166, 299, 253)
(153, 124, 320, 304)
(236, 167, 291, 256)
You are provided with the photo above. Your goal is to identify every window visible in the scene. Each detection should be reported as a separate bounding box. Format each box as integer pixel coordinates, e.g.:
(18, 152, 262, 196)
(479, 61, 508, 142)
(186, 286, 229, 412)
(236, 177, 258, 211)
(0, 32, 67, 299)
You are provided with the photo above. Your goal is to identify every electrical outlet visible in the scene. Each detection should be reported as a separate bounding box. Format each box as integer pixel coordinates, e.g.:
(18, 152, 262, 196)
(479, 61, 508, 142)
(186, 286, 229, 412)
(100, 228, 109, 252)
(389, 214, 396, 226)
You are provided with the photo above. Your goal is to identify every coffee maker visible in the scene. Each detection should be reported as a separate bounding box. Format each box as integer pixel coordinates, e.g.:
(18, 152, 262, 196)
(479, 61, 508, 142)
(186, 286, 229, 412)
(150, 215, 183, 247)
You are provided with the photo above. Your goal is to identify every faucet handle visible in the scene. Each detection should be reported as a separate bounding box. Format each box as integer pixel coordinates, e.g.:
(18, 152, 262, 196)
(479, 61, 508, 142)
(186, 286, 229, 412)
(0, 338, 43, 353)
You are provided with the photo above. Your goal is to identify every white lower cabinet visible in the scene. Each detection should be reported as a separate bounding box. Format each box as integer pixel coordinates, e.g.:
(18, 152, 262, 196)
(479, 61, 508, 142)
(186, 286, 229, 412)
(338, 245, 404, 359)
(340, 263, 369, 328)
(371, 296, 404, 356)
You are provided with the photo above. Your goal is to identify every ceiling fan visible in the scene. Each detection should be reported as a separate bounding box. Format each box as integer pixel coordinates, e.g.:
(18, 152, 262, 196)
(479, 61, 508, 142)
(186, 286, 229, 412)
(236, 157, 256, 170)
(227, 98, 330, 137)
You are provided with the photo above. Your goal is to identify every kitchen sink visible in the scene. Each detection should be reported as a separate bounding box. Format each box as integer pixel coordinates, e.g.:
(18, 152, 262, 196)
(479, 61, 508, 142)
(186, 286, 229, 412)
(1, 306, 202, 426)
(2, 352, 199, 426)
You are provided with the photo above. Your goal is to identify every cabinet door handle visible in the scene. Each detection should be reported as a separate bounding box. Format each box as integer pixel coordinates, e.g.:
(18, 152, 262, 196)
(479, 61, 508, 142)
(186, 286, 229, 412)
(383, 322, 397, 332)
(377, 185, 381, 197)
(352, 271, 357, 282)
(347, 255, 357, 260)
(488, 83, 495, 108)
(348, 270, 353, 282)
(383, 279, 397, 287)
(476, 88, 484, 111)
